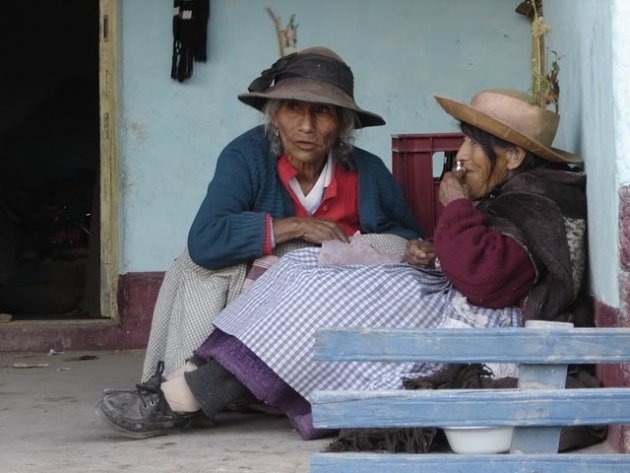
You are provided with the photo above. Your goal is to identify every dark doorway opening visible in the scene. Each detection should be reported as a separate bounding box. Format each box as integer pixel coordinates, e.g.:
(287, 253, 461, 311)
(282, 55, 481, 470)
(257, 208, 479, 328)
(0, 1, 101, 319)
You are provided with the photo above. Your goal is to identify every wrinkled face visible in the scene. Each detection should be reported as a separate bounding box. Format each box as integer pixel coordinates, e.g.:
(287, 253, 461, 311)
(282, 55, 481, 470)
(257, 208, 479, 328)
(272, 100, 341, 166)
(456, 135, 511, 199)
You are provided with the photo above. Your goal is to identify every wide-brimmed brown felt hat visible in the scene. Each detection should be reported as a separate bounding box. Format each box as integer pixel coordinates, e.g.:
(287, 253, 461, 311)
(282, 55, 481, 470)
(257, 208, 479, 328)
(238, 46, 385, 129)
(435, 89, 581, 163)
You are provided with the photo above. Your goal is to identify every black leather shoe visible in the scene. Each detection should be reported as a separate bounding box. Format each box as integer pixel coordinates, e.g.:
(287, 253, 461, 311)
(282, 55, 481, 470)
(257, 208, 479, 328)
(96, 361, 200, 439)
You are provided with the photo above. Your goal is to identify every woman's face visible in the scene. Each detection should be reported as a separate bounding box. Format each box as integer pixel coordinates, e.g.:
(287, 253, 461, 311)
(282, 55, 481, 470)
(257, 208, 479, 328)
(455, 135, 511, 199)
(272, 100, 341, 166)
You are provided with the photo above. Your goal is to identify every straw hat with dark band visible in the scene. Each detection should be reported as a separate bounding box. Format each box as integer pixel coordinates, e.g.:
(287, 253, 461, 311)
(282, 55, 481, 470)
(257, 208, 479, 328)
(435, 89, 581, 163)
(238, 46, 385, 129)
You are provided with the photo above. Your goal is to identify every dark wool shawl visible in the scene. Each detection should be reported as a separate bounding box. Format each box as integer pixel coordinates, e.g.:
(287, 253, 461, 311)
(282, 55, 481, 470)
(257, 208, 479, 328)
(477, 167, 587, 323)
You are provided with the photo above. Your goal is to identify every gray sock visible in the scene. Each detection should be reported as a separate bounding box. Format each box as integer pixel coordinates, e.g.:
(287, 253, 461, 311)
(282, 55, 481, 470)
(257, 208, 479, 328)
(184, 359, 248, 419)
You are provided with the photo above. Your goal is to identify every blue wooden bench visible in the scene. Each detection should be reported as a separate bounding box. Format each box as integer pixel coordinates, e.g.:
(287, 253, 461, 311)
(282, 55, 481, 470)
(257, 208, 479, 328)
(309, 324, 630, 472)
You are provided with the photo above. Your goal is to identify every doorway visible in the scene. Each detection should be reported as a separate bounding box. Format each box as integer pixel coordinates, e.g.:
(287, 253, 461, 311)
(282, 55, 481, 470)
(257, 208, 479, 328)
(0, 1, 111, 320)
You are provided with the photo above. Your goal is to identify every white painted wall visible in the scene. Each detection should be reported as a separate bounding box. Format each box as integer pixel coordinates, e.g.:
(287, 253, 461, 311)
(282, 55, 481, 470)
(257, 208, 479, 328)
(613, 0, 630, 186)
(545, 0, 626, 309)
(119, 0, 532, 272)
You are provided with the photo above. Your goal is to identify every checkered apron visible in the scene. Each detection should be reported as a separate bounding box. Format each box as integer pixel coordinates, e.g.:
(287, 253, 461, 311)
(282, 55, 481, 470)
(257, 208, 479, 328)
(214, 242, 521, 399)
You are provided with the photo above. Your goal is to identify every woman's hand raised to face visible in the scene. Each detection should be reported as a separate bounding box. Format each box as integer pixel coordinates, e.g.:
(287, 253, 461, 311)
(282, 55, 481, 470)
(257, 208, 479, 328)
(274, 216, 350, 245)
(404, 239, 436, 268)
(439, 170, 469, 206)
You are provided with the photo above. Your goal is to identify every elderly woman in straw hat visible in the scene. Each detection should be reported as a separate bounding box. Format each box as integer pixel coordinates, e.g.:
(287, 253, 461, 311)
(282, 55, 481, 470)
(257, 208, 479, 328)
(410, 88, 586, 323)
(139, 47, 419, 382)
(97, 88, 586, 441)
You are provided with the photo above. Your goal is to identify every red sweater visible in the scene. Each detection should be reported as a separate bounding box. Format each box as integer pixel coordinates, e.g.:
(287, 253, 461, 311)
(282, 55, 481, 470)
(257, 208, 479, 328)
(433, 199, 536, 309)
(261, 155, 361, 254)
(276, 154, 360, 235)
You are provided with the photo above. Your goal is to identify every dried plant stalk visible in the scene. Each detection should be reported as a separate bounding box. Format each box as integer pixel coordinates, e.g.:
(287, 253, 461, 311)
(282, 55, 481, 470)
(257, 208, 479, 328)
(530, 1, 548, 105)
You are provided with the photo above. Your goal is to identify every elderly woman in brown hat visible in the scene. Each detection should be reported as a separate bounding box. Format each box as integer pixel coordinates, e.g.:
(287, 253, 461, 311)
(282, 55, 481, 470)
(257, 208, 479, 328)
(139, 47, 419, 383)
(97, 88, 586, 441)
(408, 88, 586, 322)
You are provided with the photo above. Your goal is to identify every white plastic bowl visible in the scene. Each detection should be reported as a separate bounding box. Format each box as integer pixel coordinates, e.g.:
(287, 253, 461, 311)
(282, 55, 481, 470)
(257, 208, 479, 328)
(442, 426, 514, 454)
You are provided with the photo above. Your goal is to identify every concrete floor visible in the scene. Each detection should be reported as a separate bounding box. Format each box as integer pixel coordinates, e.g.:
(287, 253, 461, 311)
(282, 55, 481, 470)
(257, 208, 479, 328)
(1, 349, 617, 473)
(0, 350, 330, 473)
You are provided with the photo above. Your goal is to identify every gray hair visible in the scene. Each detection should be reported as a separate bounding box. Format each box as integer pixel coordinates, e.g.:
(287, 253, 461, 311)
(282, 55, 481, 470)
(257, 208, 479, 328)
(262, 99, 358, 170)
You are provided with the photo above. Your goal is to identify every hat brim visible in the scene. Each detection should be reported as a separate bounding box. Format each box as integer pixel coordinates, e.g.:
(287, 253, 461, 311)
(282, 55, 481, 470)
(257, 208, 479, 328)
(435, 95, 582, 164)
(238, 77, 385, 129)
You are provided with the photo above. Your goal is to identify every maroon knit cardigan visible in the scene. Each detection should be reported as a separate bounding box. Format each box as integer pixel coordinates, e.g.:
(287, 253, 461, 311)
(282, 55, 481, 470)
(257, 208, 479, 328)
(434, 167, 587, 323)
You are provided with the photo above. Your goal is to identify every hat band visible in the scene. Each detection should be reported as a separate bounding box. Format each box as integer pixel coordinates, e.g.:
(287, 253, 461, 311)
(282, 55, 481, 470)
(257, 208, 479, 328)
(247, 53, 354, 98)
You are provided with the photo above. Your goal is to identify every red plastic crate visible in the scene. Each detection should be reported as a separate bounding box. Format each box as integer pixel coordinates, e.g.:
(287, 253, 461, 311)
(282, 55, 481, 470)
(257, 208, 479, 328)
(392, 132, 465, 239)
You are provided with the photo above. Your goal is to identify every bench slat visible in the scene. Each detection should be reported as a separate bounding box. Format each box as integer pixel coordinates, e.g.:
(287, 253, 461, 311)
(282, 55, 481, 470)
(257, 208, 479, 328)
(310, 453, 630, 473)
(311, 388, 630, 428)
(314, 328, 630, 363)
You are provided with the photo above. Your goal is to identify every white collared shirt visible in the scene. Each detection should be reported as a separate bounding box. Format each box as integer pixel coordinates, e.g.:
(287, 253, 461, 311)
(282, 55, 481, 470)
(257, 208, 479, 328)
(288, 152, 334, 215)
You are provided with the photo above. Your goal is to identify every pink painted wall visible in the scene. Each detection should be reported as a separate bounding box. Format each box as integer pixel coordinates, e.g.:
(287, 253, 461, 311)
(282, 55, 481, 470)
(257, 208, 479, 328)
(595, 185, 630, 452)
(0, 273, 163, 352)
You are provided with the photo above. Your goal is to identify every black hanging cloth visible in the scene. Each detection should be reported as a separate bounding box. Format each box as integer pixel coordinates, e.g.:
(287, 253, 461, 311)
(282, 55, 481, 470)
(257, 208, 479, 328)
(171, 0, 210, 82)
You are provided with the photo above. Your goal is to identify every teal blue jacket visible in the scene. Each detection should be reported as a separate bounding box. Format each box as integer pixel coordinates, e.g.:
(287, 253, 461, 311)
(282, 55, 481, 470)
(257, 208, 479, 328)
(188, 126, 420, 269)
